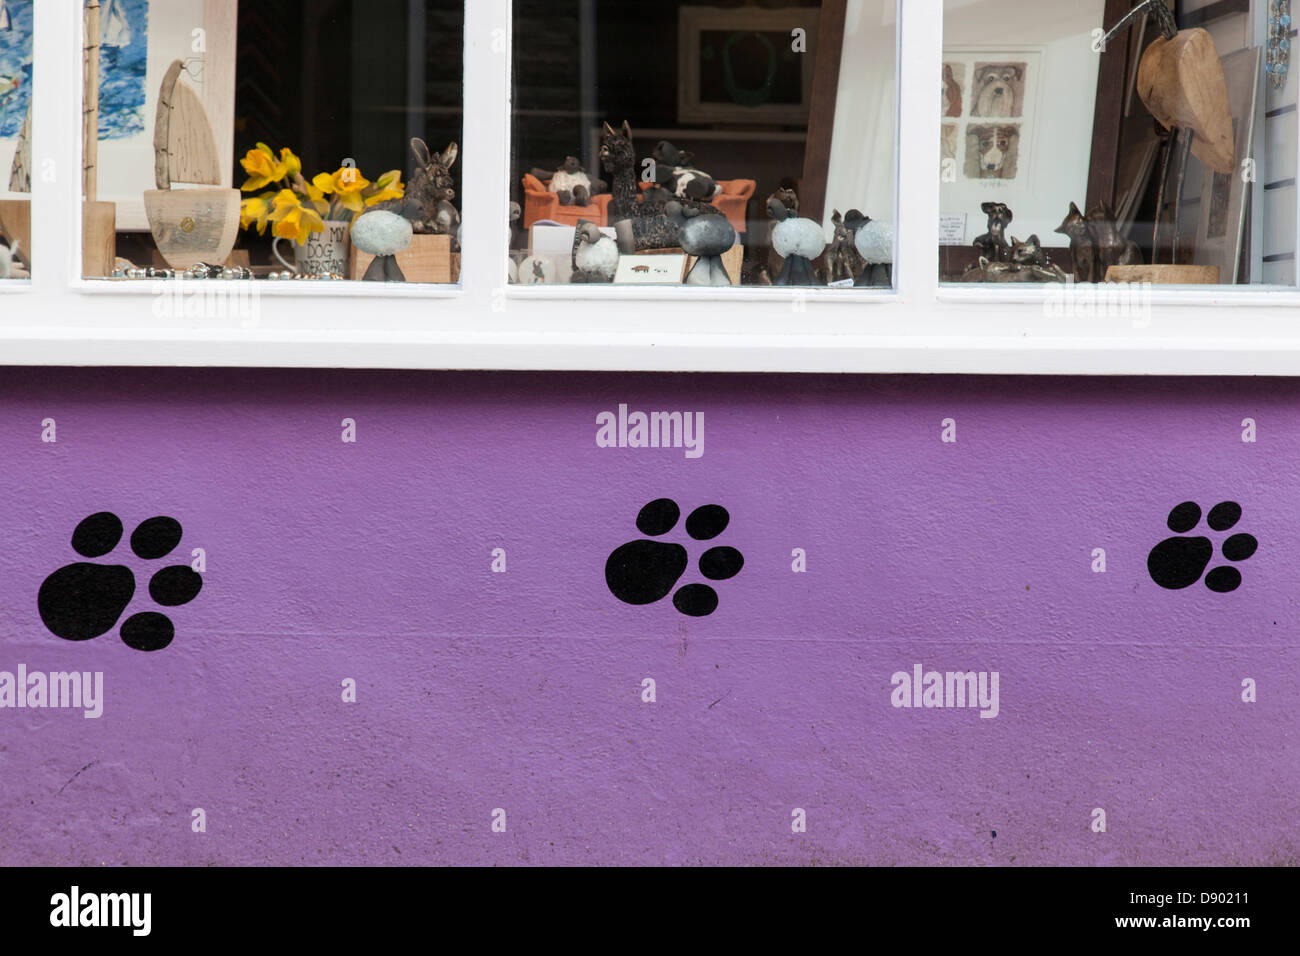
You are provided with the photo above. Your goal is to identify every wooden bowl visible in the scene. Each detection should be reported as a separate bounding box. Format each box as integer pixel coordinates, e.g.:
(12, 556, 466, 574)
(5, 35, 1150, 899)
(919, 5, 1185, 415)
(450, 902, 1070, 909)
(143, 187, 241, 269)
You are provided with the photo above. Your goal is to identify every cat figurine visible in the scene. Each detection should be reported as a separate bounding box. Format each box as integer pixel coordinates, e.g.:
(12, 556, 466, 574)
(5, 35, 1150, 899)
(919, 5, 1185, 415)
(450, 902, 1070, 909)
(1055, 202, 1098, 283)
(1086, 201, 1141, 273)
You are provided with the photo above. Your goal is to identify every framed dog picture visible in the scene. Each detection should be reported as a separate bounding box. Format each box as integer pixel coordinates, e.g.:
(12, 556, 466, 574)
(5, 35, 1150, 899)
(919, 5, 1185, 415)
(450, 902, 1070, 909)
(938, 39, 1099, 245)
(941, 50, 1041, 185)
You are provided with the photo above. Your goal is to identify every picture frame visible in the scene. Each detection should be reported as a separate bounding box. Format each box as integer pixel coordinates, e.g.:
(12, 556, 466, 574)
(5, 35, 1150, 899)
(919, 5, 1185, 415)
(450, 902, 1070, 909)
(939, 46, 1056, 241)
(0, 0, 34, 201)
(677, 5, 820, 126)
(93, 0, 237, 232)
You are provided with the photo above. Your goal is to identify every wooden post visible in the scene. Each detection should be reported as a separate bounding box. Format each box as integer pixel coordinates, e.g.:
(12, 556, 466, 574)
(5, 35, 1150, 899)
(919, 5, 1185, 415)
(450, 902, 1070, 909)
(1085, 0, 1133, 212)
(84, 0, 100, 202)
(799, 0, 847, 226)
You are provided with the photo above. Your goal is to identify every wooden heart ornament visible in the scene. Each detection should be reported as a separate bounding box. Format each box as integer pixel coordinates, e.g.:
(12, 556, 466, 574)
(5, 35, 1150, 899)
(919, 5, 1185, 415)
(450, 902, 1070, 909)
(1137, 28, 1235, 174)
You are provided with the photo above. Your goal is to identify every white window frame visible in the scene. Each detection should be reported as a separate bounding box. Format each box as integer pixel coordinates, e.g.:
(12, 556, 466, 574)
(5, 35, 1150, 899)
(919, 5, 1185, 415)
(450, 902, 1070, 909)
(2, 0, 1299, 374)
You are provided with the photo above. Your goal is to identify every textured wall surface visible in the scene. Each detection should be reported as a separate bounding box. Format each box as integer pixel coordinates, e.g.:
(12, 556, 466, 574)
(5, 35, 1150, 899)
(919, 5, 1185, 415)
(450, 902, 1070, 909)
(0, 369, 1295, 866)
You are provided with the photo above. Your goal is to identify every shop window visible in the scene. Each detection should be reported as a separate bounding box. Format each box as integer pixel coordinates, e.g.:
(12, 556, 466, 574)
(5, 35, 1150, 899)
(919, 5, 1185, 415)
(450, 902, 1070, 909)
(0, 0, 32, 281)
(941, 0, 1298, 289)
(509, 0, 898, 290)
(79, 0, 463, 284)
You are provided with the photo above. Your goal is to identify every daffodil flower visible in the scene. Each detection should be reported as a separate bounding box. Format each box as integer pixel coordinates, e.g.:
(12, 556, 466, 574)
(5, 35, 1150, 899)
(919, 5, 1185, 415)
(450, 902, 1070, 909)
(266, 188, 325, 245)
(239, 194, 272, 234)
(239, 143, 285, 192)
(279, 148, 302, 178)
(364, 169, 405, 206)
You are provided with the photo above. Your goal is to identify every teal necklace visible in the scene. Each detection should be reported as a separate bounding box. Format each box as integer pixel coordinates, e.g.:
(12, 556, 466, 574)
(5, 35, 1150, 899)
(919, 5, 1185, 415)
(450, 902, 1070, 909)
(719, 32, 779, 107)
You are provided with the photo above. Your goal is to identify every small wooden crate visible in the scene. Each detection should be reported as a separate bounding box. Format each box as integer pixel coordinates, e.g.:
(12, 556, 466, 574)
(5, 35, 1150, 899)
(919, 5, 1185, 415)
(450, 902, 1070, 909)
(1106, 264, 1220, 284)
(350, 233, 455, 283)
(0, 198, 116, 277)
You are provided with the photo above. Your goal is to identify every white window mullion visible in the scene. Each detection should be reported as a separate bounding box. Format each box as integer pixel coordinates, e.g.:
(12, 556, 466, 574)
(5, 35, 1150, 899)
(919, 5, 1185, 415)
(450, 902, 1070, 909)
(894, 0, 941, 308)
(30, 0, 81, 296)
(460, 0, 513, 303)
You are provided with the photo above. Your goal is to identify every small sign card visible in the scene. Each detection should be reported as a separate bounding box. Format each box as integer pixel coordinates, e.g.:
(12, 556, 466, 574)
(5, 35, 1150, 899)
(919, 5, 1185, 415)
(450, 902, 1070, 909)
(614, 254, 689, 285)
(939, 213, 968, 246)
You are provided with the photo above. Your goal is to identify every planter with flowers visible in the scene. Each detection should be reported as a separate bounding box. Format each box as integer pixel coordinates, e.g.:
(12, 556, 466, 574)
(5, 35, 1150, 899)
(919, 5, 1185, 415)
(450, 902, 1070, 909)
(238, 144, 404, 278)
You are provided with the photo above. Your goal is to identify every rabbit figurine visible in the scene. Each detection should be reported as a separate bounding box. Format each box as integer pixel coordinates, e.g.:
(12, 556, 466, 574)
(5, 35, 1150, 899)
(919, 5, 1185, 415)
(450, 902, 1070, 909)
(401, 138, 460, 236)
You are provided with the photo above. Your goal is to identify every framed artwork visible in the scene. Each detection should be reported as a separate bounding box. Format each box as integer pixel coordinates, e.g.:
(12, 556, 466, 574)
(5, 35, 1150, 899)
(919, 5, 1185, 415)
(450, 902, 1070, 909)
(91, 0, 237, 231)
(937, 44, 1099, 244)
(940, 50, 1039, 184)
(678, 6, 820, 125)
(0, 0, 33, 200)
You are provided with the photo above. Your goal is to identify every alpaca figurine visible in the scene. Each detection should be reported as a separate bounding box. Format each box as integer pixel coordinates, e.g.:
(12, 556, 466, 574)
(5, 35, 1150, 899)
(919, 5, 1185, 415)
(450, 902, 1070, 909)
(599, 120, 639, 221)
(600, 120, 722, 252)
(827, 209, 868, 283)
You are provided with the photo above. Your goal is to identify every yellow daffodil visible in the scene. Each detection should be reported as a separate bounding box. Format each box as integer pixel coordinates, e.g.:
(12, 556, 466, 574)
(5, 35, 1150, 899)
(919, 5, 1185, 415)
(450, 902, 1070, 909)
(279, 147, 302, 178)
(364, 169, 405, 206)
(306, 167, 371, 213)
(304, 174, 332, 215)
(266, 188, 324, 245)
(239, 143, 285, 191)
(239, 194, 272, 234)
(237, 145, 418, 237)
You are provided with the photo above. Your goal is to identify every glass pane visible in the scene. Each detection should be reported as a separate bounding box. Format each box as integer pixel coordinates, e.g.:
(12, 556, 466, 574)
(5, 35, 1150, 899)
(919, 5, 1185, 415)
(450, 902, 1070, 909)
(82, 0, 464, 285)
(510, 0, 898, 289)
(940, 0, 1297, 289)
(0, 0, 32, 280)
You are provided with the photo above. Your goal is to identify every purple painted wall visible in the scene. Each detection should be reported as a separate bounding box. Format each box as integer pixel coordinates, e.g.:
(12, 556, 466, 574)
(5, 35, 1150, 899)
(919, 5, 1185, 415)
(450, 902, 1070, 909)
(0, 369, 1295, 866)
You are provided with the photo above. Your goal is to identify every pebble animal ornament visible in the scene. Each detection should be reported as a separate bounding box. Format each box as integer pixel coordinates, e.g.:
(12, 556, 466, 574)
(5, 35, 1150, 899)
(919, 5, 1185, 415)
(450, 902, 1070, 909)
(572, 220, 619, 283)
(767, 197, 826, 286)
(853, 217, 894, 288)
(352, 210, 414, 281)
(681, 215, 736, 286)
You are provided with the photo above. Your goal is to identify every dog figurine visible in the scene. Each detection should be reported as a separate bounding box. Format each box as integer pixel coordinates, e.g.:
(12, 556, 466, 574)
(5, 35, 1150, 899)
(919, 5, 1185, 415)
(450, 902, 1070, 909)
(973, 201, 1013, 263)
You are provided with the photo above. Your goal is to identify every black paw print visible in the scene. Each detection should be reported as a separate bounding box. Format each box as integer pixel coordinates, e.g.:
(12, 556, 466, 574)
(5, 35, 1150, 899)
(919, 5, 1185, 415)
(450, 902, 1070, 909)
(605, 498, 744, 616)
(38, 512, 203, 651)
(1147, 501, 1257, 593)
